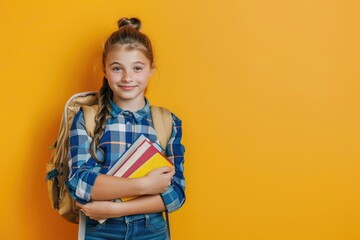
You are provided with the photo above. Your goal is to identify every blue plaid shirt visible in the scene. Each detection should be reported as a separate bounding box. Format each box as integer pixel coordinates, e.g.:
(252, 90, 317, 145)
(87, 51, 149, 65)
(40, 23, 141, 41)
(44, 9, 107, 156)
(66, 98, 186, 213)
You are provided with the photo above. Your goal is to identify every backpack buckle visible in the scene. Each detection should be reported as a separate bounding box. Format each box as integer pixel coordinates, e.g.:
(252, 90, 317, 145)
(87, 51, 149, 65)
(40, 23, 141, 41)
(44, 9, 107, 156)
(47, 169, 60, 180)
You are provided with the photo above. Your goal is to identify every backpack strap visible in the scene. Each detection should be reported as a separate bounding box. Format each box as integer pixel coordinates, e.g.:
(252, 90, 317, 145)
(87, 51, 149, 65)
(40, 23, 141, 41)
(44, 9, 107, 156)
(78, 104, 98, 240)
(150, 106, 173, 239)
(82, 105, 98, 138)
(150, 106, 173, 151)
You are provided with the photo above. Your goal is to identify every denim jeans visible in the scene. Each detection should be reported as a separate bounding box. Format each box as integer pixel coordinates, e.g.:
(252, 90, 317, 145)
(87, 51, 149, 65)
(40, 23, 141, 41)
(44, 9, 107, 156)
(85, 212, 167, 240)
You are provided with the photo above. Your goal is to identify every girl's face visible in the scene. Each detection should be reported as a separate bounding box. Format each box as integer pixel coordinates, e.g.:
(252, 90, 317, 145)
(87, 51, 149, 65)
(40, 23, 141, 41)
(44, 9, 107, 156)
(104, 46, 153, 110)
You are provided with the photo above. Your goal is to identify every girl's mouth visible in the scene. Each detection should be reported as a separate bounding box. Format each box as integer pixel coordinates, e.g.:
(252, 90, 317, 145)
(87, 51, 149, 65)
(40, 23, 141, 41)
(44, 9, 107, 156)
(119, 85, 136, 90)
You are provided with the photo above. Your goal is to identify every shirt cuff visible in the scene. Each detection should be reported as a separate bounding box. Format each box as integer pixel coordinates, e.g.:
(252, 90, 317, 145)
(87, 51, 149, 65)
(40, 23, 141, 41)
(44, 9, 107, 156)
(69, 170, 100, 204)
(160, 185, 183, 213)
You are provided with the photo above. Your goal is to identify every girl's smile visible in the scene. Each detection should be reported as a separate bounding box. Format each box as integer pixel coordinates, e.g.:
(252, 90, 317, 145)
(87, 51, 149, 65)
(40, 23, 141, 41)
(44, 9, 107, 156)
(118, 85, 137, 90)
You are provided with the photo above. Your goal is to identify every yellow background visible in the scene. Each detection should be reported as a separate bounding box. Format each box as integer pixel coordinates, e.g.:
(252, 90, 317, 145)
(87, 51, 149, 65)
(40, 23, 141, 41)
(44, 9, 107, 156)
(0, 0, 359, 239)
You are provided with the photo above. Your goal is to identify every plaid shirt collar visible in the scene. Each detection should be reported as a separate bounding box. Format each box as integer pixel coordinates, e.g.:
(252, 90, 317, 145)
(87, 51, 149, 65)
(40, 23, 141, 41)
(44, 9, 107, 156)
(109, 98, 150, 123)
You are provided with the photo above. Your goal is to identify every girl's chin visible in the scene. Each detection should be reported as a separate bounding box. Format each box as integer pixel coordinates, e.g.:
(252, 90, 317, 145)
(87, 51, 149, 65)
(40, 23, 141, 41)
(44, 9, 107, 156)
(113, 93, 145, 103)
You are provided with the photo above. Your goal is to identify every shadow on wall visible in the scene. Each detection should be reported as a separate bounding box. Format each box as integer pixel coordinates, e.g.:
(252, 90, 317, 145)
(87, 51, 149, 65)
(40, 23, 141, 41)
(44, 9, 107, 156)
(22, 42, 103, 239)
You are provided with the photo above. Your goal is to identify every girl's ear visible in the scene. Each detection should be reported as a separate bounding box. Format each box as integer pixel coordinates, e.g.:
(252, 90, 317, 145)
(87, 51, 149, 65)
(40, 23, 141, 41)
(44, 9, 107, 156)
(149, 65, 155, 77)
(103, 66, 108, 79)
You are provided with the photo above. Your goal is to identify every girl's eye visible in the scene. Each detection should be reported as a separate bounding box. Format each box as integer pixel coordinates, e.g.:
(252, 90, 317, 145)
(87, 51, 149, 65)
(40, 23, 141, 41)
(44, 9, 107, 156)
(112, 67, 122, 71)
(133, 66, 143, 72)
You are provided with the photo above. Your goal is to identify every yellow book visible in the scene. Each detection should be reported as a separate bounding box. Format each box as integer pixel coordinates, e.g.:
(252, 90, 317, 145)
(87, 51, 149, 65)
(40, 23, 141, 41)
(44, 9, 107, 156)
(121, 152, 173, 202)
(130, 152, 173, 178)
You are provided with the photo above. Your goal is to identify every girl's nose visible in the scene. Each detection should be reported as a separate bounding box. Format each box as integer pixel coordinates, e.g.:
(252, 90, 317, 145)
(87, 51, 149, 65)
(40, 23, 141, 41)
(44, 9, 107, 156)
(122, 71, 132, 82)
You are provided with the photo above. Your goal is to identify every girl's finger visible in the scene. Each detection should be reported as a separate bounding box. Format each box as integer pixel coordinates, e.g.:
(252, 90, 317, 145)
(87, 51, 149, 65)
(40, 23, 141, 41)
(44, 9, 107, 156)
(76, 202, 83, 208)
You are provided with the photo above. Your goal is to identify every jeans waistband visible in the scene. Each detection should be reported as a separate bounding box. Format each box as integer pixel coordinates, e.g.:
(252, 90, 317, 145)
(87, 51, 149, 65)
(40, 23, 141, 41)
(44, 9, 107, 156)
(105, 212, 163, 224)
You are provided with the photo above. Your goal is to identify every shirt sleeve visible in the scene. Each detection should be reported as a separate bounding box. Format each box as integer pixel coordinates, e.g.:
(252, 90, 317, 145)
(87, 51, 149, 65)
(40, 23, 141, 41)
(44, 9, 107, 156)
(160, 113, 186, 212)
(66, 110, 102, 204)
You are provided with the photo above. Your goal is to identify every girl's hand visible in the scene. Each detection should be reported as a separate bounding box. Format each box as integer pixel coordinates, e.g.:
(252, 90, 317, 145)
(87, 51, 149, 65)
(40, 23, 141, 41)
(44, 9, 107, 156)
(76, 201, 121, 221)
(141, 166, 175, 195)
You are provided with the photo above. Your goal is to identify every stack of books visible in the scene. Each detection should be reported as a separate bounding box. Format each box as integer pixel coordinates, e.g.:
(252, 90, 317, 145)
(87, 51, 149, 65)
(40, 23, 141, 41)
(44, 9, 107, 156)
(107, 134, 173, 201)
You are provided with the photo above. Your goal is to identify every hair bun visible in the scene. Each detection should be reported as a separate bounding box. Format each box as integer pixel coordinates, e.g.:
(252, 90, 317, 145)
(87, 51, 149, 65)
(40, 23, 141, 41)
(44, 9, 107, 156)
(118, 17, 142, 31)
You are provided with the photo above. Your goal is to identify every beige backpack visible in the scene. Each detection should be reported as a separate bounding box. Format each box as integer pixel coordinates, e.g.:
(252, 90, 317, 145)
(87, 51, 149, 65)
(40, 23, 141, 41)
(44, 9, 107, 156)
(46, 91, 173, 224)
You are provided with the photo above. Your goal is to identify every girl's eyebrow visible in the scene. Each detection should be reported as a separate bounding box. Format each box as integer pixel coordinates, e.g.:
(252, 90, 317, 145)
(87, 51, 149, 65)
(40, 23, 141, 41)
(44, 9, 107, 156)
(133, 61, 146, 65)
(109, 62, 121, 66)
(109, 61, 146, 66)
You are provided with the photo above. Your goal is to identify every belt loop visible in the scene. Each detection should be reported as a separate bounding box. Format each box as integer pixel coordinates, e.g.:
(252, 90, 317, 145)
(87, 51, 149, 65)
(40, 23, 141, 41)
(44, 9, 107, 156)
(124, 215, 130, 224)
(145, 214, 150, 228)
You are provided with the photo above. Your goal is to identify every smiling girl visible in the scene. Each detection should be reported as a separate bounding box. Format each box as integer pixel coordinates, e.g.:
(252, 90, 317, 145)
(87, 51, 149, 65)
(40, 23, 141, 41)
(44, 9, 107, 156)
(66, 17, 186, 240)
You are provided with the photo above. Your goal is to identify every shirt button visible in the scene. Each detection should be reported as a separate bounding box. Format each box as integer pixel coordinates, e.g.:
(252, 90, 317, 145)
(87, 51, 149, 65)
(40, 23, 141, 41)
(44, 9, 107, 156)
(126, 122, 131, 125)
(127, 143, 131, 148)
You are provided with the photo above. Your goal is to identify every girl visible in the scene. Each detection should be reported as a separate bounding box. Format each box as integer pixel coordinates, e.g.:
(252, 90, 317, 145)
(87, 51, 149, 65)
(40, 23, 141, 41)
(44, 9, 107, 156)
(66, 17, 186, 240)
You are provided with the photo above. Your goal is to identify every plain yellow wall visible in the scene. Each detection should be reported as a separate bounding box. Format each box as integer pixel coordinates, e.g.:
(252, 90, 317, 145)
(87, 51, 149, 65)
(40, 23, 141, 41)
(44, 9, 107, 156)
(0, 0, 359, 239)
